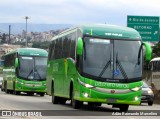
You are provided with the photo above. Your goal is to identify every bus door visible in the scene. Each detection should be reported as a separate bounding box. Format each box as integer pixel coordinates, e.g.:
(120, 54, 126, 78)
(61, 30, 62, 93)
(63, 58, 76, 98)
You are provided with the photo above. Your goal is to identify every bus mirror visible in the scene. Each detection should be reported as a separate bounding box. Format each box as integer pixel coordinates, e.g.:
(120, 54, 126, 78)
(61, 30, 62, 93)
(15, 58, 19, 68)
(143, 42, 152, 61)
(77, 37, 83, 55)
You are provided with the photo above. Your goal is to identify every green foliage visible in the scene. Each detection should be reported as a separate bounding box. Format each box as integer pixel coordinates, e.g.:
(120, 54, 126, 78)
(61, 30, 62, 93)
(13, 41, 25, 46)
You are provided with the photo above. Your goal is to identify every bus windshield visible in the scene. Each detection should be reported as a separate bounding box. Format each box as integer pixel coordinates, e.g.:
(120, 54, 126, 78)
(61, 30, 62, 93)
(82, 37, 142, 82)
(18, 56, 47, 81)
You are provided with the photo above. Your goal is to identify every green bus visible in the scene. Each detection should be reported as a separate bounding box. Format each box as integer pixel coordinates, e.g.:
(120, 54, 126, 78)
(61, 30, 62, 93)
(46, 24, 152, 111)
(2, 48, 48, 96)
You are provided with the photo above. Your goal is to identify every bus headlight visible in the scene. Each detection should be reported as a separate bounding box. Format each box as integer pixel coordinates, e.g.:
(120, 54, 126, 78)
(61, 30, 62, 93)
(83, 93, 89, 98)
(78, 78, 94, 88)
(134, 96, 139, 101)
(130, 87, 141, 92)
(85, 84, 94, 88)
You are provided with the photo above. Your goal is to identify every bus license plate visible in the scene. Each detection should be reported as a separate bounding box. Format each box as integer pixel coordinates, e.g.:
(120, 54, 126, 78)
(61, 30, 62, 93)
(107, 98, 117, 103)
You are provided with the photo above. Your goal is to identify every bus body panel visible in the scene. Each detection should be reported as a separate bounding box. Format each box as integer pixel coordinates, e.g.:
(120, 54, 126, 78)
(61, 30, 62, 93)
(47, 57, 142, 105)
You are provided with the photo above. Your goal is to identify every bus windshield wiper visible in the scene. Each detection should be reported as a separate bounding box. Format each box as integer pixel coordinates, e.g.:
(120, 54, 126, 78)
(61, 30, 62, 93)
(34, 68, 42, 80)
(98, 52, 111, 78)
(27, 68, 42, 80)
(116, 53, 128, 79)
(27, 69, 33, 79)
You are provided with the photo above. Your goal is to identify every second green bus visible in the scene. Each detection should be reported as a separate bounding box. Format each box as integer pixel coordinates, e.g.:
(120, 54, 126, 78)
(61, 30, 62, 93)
(2, 48, 48, 96)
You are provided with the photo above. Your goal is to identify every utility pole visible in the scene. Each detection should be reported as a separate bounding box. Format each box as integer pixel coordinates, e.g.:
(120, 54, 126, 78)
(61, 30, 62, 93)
(25, 16, 29, 47)
(9, 25, 11, 44)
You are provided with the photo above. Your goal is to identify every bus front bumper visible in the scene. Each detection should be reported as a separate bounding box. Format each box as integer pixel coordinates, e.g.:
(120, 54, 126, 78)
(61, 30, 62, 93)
(74, 85, 141, 105)
(15, 83, 46, 93)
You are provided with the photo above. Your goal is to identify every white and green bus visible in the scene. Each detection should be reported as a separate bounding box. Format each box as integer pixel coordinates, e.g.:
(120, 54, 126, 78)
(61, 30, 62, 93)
(47, 24, 152, 111)
(2, 48, 48, 96)
(143, 57, 160, 98)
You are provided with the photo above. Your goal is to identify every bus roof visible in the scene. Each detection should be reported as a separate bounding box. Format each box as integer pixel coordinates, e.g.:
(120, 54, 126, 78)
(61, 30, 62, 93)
(53, 24, 141, 40)
(150, 57, 160, 62)
(81, 24, 141, 40)
(3, 48, 48, 57)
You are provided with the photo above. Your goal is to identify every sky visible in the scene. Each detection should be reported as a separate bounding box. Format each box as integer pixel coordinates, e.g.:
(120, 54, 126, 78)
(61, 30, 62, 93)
(0, 0, 160, 26)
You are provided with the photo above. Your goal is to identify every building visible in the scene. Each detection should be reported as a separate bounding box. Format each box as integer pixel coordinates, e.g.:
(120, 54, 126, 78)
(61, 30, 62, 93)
(0, 44, 21, 58)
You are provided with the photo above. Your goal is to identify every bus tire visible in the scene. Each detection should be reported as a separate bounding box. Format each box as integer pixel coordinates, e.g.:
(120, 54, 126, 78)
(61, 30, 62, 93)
(71, 90, 82, 109)
(119, 104, 129, 112)
(88, 102, 95, 106)
(88, 102, 102, 107)
(27, 92, 34, 96)
(39, 93, 45, 97)
(14, 90, 20, 95)
(95, 102, 102, 106)
(13, 82, 20, 95)
(5, 82, 9, 94)
(51, 83, 59, 104)
(59, 98, 66, 104)
(148, 101, 153, 106)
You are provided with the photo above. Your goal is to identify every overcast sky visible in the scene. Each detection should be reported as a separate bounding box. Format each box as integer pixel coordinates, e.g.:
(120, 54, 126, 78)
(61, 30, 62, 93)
(0, 0, 159, 26)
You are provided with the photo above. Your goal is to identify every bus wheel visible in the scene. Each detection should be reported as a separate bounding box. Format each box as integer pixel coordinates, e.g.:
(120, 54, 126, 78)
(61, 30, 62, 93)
(88, 102, 95, 106)
(95, 102, 102, 106)
(10, 90, 14, 94)
(27, 92, 34, 96)
(88, 102, 102, 107)
(148, 101, 153, 106)
(51, 85, 59, 104)
(5, 89, 9, 94)
(39, 93, 45, 97)
(71, 90, 82, 109)
(59, 98, 66, 104)
(119, 104, 129, 112)
(14, 90, 20, 95)
(5, 83, 9, 94)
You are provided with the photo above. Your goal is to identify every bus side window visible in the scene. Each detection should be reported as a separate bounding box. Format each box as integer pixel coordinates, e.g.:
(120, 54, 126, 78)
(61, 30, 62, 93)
(158, 61, 160, 71)
(155, 61, 158, 71)
(153, 61, 158, 72)
(148, 62, 151, 71)
(153, 62, 156, 71)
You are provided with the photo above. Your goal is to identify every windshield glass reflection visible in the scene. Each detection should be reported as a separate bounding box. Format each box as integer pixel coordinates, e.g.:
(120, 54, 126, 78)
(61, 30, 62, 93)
(82, 37, 142, 82)
(18, 56, 47, 80)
